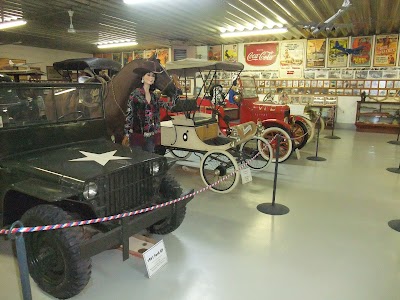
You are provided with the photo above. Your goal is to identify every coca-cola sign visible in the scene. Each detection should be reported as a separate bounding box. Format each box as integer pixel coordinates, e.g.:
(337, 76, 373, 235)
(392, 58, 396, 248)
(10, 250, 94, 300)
(245, 43, 278, 66)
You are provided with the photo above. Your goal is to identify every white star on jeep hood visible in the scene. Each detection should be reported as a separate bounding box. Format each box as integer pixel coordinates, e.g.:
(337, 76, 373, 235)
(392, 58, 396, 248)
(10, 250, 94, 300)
(69, 150, 131, 166)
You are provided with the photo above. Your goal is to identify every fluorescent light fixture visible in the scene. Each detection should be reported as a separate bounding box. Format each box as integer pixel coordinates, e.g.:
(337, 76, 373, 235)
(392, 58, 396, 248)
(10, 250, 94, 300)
(123, 0, 160, 3)
(0, 19, 27, 30)
(220, 27, 288, 38)
(54, 88, 76, 96)
(97, 41, 138, 49)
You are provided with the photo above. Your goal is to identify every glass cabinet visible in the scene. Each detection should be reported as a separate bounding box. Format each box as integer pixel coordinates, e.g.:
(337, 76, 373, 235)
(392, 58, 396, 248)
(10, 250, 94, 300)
(355, 101, 400, 133)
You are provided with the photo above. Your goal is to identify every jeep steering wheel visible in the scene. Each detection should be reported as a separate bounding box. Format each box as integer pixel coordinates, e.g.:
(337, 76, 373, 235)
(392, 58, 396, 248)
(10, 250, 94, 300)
(58, 111, 84, 121)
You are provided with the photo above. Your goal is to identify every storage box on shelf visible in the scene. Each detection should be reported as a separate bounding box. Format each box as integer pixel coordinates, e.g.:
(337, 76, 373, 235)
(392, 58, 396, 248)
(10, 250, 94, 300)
(355, 101, 400, 133)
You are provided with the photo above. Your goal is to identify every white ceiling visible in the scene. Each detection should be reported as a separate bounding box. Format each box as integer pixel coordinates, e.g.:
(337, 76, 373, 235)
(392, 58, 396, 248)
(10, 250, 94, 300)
(0, 0, 399, 53)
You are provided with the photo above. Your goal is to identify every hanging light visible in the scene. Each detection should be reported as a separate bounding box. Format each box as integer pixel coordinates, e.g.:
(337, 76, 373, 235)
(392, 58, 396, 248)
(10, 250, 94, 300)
(97, 40, 138, 49)
(220, 27, 288, 38)
(0, 19, 27, 30)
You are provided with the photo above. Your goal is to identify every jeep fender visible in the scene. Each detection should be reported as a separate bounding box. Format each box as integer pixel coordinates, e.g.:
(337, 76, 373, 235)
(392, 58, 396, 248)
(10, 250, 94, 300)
(10, 178, 78, 202)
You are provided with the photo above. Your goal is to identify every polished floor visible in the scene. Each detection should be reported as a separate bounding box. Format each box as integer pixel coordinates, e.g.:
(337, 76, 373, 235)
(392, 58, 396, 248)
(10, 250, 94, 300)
(1, 128, 400, 300)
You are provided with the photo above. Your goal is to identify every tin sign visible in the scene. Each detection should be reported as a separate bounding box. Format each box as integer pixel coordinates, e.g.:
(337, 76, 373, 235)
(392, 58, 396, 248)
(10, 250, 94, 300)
(245, 43, 278, 66)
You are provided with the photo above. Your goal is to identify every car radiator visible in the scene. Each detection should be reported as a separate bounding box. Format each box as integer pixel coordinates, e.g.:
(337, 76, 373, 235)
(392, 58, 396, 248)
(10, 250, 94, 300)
(94, 160, 165, 217)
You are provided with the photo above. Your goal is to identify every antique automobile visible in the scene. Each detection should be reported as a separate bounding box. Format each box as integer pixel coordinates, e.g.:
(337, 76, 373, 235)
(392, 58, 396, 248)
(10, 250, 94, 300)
(159, 59, 273, 193)
(197, 75, 309, 162)
(0, 59, 194, 299)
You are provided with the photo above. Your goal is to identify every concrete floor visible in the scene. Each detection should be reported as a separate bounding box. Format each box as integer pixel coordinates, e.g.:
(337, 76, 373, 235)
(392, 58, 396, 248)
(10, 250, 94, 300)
(1, 128, 400, 300)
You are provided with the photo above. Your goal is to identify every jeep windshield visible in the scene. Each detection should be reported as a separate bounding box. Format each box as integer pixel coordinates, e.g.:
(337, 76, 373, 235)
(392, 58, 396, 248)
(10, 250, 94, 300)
(0, 82, 104, 128)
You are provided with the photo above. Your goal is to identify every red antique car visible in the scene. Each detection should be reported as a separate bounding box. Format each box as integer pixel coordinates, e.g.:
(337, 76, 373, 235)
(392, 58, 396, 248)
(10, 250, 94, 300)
(198, 76, 309, 162)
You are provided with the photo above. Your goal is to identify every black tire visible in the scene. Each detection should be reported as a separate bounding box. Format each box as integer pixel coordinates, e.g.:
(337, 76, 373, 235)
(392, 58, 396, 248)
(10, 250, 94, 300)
(239, 136, 272, 171)
(21, 205, 91, 299)
(292, 120, 309, 150)
(170, 149, 191, 159)
(154, 145, 166, 156)
(200, 149, 240, 193)
(148, 175, 186, 235)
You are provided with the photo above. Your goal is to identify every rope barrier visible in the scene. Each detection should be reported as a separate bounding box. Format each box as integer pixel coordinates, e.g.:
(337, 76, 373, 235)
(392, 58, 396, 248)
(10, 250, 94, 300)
(0, 116, 321, 236)
(0, 136, 279, 236)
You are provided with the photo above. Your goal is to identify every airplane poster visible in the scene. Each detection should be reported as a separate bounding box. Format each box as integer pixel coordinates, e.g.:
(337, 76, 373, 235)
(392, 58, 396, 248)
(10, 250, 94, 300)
(350, 36, 373, 67)
(328, 38, 348, 68)
(373, 34, 398, 67)
(306, 39, 326, 68)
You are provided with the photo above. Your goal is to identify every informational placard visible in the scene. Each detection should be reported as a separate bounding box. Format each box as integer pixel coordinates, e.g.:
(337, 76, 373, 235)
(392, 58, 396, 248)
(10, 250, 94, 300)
(143, 240, 168, 278)
(240, 167, 252, 184)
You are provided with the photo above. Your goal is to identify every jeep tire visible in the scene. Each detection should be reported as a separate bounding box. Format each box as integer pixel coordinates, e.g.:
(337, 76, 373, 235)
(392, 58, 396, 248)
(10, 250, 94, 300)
(21, 205, 91, 299)
(148, 175, 186, 235)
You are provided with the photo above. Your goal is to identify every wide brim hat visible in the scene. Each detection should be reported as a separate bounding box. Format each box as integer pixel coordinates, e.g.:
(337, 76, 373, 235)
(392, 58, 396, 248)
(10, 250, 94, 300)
(132, 67, 156, 78)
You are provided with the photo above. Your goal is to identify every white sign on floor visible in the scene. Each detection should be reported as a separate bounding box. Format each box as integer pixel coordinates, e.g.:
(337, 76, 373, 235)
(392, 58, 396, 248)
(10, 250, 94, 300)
(240, 167, 252, 184)
(143, 240, 168, 278)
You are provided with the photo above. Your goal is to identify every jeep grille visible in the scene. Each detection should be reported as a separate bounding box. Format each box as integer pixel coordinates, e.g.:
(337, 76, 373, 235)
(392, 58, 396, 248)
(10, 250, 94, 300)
(95, 159, 166, 217)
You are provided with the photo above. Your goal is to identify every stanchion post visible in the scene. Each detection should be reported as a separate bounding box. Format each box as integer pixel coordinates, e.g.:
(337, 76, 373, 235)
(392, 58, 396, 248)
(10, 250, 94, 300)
(256, 134, 289, 215)
(387, 162, 400, 174)
(307, 114, 327, 161)
(325, 105, 341, 139)
(8, 221, 32, 300)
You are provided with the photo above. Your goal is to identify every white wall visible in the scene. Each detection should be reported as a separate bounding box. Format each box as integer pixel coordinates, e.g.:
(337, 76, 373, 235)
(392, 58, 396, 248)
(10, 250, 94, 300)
(195, 42, 372, 124)
(0, 45, 92, 79)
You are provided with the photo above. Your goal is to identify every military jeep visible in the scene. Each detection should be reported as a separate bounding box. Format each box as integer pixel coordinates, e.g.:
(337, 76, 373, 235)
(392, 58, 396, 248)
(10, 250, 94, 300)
(0, 75, 193, 298)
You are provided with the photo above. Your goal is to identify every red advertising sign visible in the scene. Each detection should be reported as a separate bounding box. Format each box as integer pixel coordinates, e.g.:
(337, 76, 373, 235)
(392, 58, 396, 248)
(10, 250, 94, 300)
(244, 43, 278, 66)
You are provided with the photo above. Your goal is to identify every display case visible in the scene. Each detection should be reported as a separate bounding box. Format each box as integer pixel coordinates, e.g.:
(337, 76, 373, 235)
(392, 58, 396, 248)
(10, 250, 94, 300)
(355, 101, 400, 133)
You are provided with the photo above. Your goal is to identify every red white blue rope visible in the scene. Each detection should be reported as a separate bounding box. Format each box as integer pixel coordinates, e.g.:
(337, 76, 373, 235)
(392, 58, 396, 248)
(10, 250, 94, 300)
(0, 132, 297, 235)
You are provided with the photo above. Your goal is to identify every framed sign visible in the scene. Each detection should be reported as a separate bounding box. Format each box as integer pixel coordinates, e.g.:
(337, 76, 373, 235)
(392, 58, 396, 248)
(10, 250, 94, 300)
(306, 39, 326, 68)
(208, 45, 222, 61)
(223, 44, 238, 62)
(244, 42, 278, 66)
(328, 38, 348, 68)
(350, 36, 372, 67)
(373, 34, 398, 67)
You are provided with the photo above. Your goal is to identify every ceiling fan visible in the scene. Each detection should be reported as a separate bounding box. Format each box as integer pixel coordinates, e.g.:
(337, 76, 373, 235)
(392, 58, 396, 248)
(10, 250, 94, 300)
(67, 9, 98, 34)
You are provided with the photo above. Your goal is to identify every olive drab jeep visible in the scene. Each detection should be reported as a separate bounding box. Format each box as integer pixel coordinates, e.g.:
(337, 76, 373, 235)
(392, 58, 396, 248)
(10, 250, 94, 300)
(0, 64, 193, 299)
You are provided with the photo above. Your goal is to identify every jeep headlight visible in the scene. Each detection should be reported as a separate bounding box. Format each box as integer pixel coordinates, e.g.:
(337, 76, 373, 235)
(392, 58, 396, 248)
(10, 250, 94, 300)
(151, 161, 161, 175)
(83, 182, 98, 200)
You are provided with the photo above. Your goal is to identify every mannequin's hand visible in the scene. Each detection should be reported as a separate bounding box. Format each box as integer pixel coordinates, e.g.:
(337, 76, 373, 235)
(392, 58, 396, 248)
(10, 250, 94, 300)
(122, 135, 130, 147)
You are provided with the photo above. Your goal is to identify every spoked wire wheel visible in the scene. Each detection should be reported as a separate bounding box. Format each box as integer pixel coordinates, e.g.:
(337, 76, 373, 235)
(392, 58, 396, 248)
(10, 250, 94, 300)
(261, 126, 293, 163)
(292, 120, 309, 149)
(239, 136, 272, 171)
(200, 150, 239, 193)
(170, 149, 191, 159)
